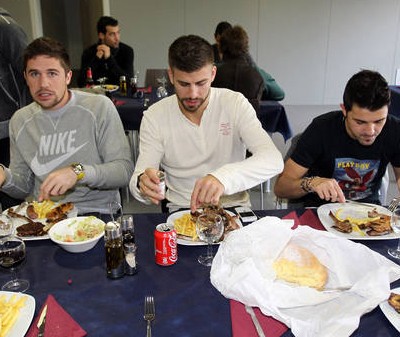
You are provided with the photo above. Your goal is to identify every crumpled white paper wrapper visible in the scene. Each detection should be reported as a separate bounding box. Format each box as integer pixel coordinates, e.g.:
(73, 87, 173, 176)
(210, 216, 400, 337)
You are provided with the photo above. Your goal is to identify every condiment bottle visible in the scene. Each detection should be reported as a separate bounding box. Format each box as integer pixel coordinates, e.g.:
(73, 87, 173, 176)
(120, 215, 135, 245)
(124, 242, 138, 275)
(157, 171, 166, 198)
(85, 67, 94, 88)
(119, 75, 127, 96)
(104, 221, 124, 279)
(130, 75, 137, 96)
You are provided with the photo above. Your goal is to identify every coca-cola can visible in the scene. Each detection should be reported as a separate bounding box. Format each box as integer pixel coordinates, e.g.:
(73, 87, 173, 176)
(154, 223, 178, 266)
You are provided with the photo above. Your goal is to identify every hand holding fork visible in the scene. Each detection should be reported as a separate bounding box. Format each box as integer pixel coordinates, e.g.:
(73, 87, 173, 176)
(144, 296, 155, 337)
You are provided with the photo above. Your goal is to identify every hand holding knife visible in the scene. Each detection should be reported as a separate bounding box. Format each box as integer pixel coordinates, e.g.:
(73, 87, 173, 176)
(37, 305, 47, 337)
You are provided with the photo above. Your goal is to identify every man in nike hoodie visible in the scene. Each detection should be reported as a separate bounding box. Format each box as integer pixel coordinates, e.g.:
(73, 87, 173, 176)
(0, 37, 134, 215)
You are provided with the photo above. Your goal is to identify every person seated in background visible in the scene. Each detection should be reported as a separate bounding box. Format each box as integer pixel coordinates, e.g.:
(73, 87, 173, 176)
(0, 7, 31, 209)
(214, 25, 284, 102)
(212, 25, 264, 105)
(0, 37, 134, 215)
(129, 35, 283, 212)
(274, 69, 400, 207)
(257, 66, 285, 101)
(78, 16, 134, 87)
(211, 21, 232, 65)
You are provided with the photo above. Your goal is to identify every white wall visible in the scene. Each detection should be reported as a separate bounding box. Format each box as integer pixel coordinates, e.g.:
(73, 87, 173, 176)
(2, 0, 400, 106)
(111, 0, 400, 105)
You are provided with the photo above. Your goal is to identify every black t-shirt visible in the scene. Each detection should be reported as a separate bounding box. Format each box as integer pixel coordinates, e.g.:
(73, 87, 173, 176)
(290, 111, 400, 207)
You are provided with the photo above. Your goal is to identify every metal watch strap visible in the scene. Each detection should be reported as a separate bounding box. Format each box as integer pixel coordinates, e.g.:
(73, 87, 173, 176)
(71, 163, 85, 181)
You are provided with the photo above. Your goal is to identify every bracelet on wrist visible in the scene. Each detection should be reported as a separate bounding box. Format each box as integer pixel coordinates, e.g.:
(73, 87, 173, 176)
(300, 176, 316, 193)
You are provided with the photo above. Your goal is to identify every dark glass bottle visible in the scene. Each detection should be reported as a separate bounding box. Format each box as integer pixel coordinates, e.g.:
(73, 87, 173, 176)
(130, 76, 137, 96)
(104, 222, 124, 279)
(119, 76, 127, 96)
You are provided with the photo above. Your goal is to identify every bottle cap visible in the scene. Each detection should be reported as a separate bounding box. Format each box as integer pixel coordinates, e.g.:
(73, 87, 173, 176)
(119, 215, 134, 231)
(105, 221, 122, 239)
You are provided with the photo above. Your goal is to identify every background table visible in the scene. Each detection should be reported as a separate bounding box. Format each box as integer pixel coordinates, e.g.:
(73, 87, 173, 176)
(5, 209, 400, 337)
(115, 93, 293, 141)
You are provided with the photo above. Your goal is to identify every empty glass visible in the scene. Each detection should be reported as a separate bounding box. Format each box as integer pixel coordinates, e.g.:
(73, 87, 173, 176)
(388, 206, 400, 259)
(195, 214, 224, 266)
(0, 214, 13, 238)
(156, 76, 168, 98)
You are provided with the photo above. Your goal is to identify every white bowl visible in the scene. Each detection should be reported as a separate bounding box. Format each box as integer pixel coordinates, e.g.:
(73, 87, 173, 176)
(48, 216, 105, 253)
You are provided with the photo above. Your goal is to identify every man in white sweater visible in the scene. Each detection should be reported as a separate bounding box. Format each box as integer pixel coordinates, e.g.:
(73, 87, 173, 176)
(129, 35, 283, 212)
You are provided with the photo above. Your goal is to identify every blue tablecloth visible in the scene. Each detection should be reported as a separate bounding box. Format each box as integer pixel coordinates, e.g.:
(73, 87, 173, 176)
(4, 209, 399, 336)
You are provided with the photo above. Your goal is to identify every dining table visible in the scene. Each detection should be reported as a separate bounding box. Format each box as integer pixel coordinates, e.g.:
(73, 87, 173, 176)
(5, 208, 400, 337)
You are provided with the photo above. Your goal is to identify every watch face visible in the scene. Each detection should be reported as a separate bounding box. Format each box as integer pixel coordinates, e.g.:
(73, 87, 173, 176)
(71, 163, 84, 180)
(75, 164, 83, 172)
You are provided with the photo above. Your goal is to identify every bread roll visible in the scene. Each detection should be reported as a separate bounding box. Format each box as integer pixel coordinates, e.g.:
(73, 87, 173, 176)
(273, 243, 328, 290)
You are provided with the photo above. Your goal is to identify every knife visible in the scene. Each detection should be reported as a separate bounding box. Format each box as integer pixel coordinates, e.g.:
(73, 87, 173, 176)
(345, 200, 378, 208)
(37, 305, 47, 337)
(245, 305, 266, 337)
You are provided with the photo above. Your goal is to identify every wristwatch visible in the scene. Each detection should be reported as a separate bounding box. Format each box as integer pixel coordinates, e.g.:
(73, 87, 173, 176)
(71, 163, 85, 181)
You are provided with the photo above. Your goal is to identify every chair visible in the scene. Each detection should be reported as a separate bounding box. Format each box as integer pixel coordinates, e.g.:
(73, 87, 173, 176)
(274, 134, 301, 209)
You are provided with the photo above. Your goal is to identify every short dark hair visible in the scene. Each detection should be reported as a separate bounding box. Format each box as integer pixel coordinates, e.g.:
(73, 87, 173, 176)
(214, 21, 232, 38)
(97, 16, 118, 34)
(219, 25, 249, 60)
(343, 70, 390, 112)
(168, 35, 214, 72)
(23, 37, 71, 72)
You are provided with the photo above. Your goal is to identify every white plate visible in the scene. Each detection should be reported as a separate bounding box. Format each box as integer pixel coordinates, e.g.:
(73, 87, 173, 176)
(166, 209, 242, 246)
(380, 287, 400, 332)
(4, 202, 78, 241)
(0, 291, 35, 337)
(317, 203, 396, 240)
(92, 84, 119, 92)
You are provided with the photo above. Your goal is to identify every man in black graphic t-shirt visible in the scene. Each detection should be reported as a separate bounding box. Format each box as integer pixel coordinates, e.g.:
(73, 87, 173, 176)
(274, 70, 400, 207)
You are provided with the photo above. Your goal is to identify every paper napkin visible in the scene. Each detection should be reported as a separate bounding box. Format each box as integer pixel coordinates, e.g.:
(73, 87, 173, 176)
(211, 216, 400, 337)
(26, 294, 87, 337)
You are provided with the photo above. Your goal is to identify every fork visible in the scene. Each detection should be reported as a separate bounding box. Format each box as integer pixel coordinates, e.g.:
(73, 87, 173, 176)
(144, 296, 155, 337)
(388, 196, 400, 212)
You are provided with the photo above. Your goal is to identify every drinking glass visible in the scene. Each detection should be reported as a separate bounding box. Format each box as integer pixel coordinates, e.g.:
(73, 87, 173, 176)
(388, 206, 400, 259)
(156, 76, 168, 98)
(0, 214, 13, 238)
(0, 235, 29, 292)
(196, 214, 224, 266)
(109, 201, 123, 223)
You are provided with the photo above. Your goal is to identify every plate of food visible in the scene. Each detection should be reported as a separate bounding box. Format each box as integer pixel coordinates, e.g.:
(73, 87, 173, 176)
(380, 287, 400, 332)
(4, 200, 77, 241)
(93, 84, 119, 92)
(0, 291, 35, 337)
(317, 203, 395, 240)
(166, 205, 242, 246)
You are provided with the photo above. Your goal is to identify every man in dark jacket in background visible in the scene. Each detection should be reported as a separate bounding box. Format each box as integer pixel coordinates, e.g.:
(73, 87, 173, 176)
(0, 8, 30, 209)
(78, 16, 134, 87)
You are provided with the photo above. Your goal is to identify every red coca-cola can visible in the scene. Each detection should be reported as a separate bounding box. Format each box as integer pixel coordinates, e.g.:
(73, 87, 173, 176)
(154, 223, 178, 266)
